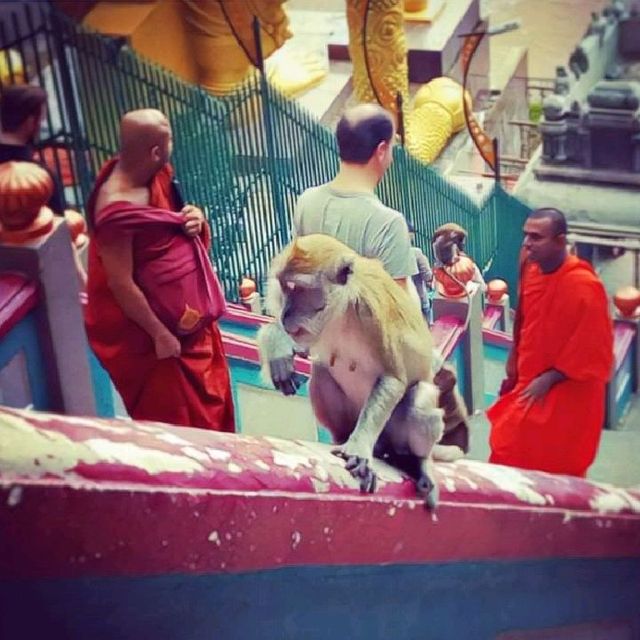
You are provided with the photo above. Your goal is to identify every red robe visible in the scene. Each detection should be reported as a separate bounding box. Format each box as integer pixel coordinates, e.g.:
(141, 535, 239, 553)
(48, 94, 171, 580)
(85, 159, 235, 432)
(487, 255, 613, 477)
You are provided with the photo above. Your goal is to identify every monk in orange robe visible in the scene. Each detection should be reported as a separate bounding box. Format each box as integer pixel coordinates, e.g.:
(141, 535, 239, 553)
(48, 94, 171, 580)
(85, 109, 234, 431)
(488, 207, 613, 477)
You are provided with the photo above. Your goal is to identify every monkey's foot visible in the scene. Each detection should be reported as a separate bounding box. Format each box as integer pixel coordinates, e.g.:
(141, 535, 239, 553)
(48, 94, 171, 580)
(332, 450, 377, 493)
(416, 473, 439, 510)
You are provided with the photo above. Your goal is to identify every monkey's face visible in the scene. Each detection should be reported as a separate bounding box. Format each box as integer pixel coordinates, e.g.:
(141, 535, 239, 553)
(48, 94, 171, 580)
(277, 272, 330, 346)
(276, 260, 352, 347)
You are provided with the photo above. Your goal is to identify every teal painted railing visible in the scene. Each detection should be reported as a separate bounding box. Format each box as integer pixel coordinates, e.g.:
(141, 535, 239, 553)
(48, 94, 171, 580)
(0, 5, 528, 300)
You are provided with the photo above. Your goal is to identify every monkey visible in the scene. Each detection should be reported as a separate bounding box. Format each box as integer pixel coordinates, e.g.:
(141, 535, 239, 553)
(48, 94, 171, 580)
(257, 234, 445, 508)
(431, 222, 467, 267)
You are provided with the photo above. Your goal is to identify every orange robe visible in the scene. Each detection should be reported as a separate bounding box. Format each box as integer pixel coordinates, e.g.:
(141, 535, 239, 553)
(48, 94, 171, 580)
(85, 159, 235, 432)
(487, 255, 613, 476)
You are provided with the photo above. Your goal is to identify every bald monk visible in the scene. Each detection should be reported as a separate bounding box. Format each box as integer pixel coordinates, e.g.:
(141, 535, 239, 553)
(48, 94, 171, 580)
(85, 109, 234, 431)
(488, 207, 613, 477)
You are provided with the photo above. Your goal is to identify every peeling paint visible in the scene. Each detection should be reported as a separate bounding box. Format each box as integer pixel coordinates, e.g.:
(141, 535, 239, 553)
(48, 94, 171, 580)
(462, 478, 479, 490)
(313, 465, 329, 482)
(291, 530, 302, 549)
(208, 531, 221, 546)
(311, 478, 330, 493)
(156, 432, 192, 446)
(227, 463, 242, 474)
(0, 414, 99, 476)
(387, 506, 397, 516)
(254, 460, 270, 471)
(272, 451, 313, 470)
(205, 447, 231, 462)
(181, 447, 210, 463)
(590, 489, 640, 514)
(459, 461, 548, 506)
(444, 478, 456, 492)
(85, 439, 205, 474)
(7, 485, 22, 507)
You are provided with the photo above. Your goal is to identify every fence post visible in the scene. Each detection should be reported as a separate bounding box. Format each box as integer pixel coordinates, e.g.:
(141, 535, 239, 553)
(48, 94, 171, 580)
(252, 16, 290, 249)
(49, 11, 95, 208)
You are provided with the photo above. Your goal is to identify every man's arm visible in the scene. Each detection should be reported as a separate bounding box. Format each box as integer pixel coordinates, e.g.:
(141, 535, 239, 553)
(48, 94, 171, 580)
(99, 235, 180, 359)
(376, 216, 417, 280)
(519, 368, 566, 404)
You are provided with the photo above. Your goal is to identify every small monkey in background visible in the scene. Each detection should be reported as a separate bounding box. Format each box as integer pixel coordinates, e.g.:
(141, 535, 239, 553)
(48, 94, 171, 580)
(432, 222, 487, 292)
(258, 234, 445, 508)
(431, 222, 467, 267)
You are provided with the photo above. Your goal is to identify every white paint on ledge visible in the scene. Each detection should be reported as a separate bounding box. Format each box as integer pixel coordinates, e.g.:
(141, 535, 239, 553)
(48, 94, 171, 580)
(589, 489, 640, 515)
(456, 460, 548, 506)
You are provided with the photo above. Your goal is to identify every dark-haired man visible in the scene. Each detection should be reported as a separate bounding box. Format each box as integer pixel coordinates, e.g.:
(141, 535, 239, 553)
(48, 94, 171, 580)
(293, 103, 417, 289)
(0, 84, 65, 214)
(488, 207, 613, 477)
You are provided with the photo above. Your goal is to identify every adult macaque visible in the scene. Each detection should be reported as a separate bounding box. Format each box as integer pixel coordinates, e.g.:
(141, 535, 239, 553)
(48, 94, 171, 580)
(258, 234, 445, 508)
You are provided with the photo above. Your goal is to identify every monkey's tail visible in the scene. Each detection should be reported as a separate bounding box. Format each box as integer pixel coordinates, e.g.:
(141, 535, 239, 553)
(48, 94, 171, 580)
(441, 266, 474, 333)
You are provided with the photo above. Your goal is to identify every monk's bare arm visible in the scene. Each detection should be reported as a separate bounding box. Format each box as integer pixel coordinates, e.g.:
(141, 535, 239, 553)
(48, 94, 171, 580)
(99, 235, 180, 358)
(519, 368, 567, 403)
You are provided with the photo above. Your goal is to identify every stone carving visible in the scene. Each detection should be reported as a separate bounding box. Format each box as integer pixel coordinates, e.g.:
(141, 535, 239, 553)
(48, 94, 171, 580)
(568, 46, 589, 80)
(585, 11, 607, 46)
(540, 80, 640, 174)
(553, 66, 571, 96)
(540, 94, 569, 163)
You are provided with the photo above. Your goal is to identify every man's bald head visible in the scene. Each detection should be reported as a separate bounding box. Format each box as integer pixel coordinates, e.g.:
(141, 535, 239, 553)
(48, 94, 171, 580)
(119, 109, 172, 167)
(336, 104, 395, 164)
(527, 207, 567, 236)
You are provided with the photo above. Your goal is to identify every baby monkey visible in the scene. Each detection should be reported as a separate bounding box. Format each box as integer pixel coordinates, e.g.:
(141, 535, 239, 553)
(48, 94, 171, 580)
(258, 234, 445, 508)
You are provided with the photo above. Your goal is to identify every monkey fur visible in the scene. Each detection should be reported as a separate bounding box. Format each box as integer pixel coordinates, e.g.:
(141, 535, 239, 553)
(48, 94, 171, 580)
(432, 223, 467, 267)
(257, 234, 445, 508)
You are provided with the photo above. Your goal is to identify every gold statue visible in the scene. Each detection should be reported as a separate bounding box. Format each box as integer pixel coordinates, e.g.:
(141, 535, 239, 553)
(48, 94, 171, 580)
(346, 0, 409, 118)
(406, 77, 472, 164)
(181, 0, 292, 96)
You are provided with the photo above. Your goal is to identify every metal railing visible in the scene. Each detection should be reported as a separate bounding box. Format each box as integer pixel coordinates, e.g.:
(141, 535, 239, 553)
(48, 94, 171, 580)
(0, 5, 529, 300)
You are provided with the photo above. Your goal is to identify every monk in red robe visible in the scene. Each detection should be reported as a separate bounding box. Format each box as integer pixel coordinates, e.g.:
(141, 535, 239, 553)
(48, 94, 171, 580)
(85, 109, 234, 431)
(488, 207, 613, 477)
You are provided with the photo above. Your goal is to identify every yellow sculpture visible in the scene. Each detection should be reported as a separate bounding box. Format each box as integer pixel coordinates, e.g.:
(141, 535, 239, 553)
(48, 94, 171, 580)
(181, 0, 291, 96)
(406, 77, 472, 164)
(0, 48, 25, 85)
(346, 0, 409, 119)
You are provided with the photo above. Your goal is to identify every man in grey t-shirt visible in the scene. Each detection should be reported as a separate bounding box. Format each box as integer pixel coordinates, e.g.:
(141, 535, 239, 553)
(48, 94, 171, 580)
(292, 103, 417, 287)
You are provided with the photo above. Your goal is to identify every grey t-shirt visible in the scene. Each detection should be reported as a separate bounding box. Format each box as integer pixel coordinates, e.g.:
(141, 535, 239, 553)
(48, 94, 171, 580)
(292, 184, 417, 278)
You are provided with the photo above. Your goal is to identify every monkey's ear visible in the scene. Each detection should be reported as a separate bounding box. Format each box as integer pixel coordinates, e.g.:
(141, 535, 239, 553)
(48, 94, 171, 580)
(332, 257, 354, 285)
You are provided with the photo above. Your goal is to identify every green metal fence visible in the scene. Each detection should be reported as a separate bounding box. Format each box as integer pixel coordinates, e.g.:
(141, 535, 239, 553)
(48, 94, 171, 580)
(0, 5, 528, 300)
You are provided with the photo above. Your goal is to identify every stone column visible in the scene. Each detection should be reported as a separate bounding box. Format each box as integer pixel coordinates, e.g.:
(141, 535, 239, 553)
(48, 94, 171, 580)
(0, 221, 97, 416)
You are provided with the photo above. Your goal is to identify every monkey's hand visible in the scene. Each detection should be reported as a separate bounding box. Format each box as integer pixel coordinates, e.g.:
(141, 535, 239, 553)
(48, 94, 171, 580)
(257, 322, 302, 396)
(333, 448, 377, 494)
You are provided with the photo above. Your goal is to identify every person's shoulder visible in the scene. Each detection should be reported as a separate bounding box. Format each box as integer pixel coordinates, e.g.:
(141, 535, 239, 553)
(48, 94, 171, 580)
(561, 256, 607, 295)
(366, 201, 407, 230)
(298, 183, 330, 201)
